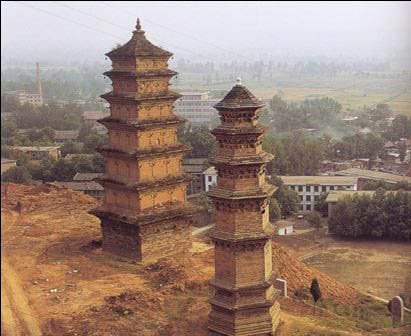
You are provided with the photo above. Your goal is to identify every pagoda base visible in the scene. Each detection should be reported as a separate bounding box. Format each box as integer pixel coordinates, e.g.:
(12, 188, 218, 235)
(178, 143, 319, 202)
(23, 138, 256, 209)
(208, 301, 280, 336)
(100, 216, 192, 263)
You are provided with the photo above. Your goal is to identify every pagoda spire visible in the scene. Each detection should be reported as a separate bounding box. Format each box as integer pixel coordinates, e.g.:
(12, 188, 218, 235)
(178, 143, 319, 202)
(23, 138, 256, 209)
(135, 18, 142, 31)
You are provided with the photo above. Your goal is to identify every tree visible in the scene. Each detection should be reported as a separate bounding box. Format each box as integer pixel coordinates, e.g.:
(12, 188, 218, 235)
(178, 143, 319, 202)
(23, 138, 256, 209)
(270, 176, 300, 218)
(1, 166, 32, 183)
(310, 278, 322, 315)
(314, 192, 329, 217)
(179, 126, 217, 158)
(1, 121, 17, 139)
(269, 198, 281, 221)
(399, 142, 407, 163)
(306, 211, 322, 230)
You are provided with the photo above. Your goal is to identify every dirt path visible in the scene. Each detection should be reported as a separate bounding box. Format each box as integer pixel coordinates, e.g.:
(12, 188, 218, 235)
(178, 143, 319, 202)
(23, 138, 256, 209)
(1, 213, 42, 336)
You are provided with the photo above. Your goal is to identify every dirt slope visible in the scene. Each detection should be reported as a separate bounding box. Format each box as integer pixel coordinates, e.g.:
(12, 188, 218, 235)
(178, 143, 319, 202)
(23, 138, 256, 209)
(1, 183, 365, 335)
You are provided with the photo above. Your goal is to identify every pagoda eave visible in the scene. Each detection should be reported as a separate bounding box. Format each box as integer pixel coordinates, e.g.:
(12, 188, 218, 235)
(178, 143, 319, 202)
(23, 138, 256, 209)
(208, 229, 273, 243)
(103, 69, 178, 80)
(98, 115, 186, 130)
(210, 152, 275, 166)
(96, 173, 193, 191)
(90, 203, 199, 227)
(100, 91, 181, 104)
(96, 143, 191, 159)
(210, 273, 276, 292)
(211, 126, 265, 136)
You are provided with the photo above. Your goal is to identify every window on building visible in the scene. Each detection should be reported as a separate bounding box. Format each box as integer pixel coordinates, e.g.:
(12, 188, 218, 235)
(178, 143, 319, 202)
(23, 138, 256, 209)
(314, 195, 319, 201)
(306, 186, 311, 192)
(208, 176, 212, 182)
(306, 195, 311, 202)
(322, 186, 327, 192)
(298, 186, 303, 192)
(299, 195, 303, 201)
(314, 186, 319, 192)
(330, 186, 335, 190)
(306, 204, 312, 211)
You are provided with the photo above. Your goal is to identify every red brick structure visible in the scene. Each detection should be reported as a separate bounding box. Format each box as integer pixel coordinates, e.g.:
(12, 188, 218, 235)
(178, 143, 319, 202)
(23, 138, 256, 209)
(91, 19, 196, 263)
(208, 79, 280, 335)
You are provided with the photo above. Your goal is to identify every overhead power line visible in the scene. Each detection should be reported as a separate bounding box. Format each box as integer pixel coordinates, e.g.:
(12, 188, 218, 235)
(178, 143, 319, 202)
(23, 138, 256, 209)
(100, 1, 249, 61)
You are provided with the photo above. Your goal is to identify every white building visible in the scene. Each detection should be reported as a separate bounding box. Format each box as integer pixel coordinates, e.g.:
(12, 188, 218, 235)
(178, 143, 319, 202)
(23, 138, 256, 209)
(4, 91, 43, 106)
(203, 166, 217, 192)
(279, 176, 358, 213)
(173, 92, 219, 127)
(276, 220, 294, 236)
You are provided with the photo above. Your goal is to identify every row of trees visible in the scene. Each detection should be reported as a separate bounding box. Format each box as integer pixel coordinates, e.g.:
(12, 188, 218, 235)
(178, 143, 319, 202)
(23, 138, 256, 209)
(266, 95, 343, 132)
(1, 153, 105, 183)
(328, 189, 411, 240)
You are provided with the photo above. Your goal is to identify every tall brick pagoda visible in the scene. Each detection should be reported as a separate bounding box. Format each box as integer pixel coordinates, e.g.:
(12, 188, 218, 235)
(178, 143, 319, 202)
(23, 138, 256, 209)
(91, 19, 196, 262)
(207, 79, 280, 335)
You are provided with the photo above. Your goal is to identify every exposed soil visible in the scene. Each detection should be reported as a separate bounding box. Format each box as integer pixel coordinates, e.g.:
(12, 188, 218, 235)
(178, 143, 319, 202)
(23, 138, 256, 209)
(3, 183, 406, 336)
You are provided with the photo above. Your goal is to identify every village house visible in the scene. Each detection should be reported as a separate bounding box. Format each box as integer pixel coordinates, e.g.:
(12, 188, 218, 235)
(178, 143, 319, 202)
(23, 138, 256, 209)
(72, 172, 103, 182)
(1, 158, 17, 174)
(279, 176, 358, 213)
(182, 158, 210, 195)
(82, 110, 110, 127)
(54, 181, 104, 201)
(12, 146, 61, 161)
(203, 166, 217, 192)
(54, 130, 80, 143)
(276, 220, 294, 236)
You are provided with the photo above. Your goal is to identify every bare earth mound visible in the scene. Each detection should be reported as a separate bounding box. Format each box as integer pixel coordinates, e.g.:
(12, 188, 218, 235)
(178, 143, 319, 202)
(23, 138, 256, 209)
(2, 183, 399, 336)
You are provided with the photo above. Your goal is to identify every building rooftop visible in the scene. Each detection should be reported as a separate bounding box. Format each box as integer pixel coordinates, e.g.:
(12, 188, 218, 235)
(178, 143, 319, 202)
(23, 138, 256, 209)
(54, 181, 104, 191)
(73, 173, 103, 181)
(279, 176, 358, 186)
(203, 166, 217, 175)
(325, 190, 410, 203)
(214, 80, 264, 110)
(64, 154, 96, 161)
(275, 220, 294, 229)
(1, 158, 17, 164)
(82, 111, 110, 120)
(13, 146, 60, 152)
(54, 130, 79, 140)
(334, 168, 411, 184)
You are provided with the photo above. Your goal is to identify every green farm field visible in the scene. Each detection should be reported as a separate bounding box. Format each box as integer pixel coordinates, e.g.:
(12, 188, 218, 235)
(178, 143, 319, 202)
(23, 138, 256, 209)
(174, 72, 411, 116)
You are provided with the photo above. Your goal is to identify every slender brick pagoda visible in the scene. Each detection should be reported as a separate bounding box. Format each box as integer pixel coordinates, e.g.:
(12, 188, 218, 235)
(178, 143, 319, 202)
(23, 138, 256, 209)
(208, 79, 280, 335)
(91, 19, 196, 262)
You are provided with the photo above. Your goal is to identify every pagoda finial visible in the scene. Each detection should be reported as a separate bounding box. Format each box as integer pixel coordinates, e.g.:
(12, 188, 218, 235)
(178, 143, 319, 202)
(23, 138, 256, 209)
(235, 77, 242, 86)
(136, 18, 142, 31)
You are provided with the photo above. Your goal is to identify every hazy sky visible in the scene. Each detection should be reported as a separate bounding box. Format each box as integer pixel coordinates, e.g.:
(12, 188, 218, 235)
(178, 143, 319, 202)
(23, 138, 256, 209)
(1, 1, 410, 63)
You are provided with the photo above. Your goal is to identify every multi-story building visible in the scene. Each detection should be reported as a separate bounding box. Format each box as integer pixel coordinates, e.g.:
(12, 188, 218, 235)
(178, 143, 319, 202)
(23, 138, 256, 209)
(4, 91, 43, 106)
(279, 176, 358, 213)
(173, 91, 219, 127)
(90, 19, 196, 262)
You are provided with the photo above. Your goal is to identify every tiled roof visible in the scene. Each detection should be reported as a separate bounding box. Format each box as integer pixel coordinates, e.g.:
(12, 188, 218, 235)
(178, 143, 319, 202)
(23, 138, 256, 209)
(334, 168, 411, 183)
(325, 190, 410, 203)
(54, 181, 104, 191)
(73, 173, 103, 181)
(279, 176, 358, 186)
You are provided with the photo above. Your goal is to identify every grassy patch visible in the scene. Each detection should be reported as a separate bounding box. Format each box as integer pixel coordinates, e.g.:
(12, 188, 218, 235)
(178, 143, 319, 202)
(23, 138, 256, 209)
(317, 296, 401, 331)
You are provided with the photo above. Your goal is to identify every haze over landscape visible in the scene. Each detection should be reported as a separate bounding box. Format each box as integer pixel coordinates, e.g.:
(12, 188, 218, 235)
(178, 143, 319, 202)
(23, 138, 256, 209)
(2, 1, 411, 65)
(1, 2, 411, 336)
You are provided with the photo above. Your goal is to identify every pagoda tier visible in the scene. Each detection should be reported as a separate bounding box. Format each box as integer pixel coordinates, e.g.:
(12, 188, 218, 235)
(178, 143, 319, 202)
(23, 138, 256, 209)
(208, 79, 280, 335)
(90, 19, 196, 263)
